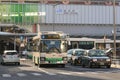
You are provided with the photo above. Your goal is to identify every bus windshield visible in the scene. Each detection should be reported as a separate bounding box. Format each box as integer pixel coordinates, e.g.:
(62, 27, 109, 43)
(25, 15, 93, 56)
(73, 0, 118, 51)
(40, 40, 61, 53)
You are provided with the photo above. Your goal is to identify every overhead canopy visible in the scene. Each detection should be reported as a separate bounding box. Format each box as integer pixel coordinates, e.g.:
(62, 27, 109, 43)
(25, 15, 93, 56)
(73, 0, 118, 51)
(0, 32, 37, 37)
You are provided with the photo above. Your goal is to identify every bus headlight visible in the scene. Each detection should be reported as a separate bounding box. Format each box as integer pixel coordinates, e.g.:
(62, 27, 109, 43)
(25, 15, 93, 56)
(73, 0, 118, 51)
(63, 57, 67, 61)
(40, 57, 45, 61)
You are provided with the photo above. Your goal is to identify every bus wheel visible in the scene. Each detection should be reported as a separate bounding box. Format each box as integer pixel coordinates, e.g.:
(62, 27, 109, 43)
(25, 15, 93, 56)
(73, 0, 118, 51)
(62, 64, 65, 68)
(39, 64, 43, 67)
(58, 64, 65, 68)
(34, 63, 37, 66)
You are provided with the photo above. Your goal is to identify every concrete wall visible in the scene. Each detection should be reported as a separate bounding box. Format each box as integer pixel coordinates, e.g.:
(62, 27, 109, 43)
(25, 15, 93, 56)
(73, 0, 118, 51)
(45, 4, 120, 25)
(40, 24, 120, 36)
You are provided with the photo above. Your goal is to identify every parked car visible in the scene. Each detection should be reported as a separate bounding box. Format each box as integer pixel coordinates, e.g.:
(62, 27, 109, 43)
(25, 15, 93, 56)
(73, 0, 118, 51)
(67, 49, 74, 63)
(1, 50, 20, 65)
(81, 49, 111, 68)
(68, 49, 87, 65)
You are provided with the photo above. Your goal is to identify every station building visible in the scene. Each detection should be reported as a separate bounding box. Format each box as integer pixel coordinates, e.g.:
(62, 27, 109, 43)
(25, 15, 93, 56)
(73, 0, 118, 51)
(0, 0, 120, 50)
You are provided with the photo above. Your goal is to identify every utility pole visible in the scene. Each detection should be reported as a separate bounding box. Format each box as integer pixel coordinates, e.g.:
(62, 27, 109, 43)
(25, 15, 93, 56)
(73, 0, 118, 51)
(52, 3, 59, 31)
(113, 0, 116, 59)
(52, 5, 55, 31)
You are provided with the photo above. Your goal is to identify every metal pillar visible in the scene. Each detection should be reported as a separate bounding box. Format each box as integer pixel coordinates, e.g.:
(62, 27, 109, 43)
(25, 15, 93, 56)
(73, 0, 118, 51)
(113, 0, 116, 59)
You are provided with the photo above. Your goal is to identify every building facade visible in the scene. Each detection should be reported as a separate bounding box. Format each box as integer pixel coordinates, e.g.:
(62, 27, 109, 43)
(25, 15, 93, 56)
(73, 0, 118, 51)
(0, 0, 120, 49)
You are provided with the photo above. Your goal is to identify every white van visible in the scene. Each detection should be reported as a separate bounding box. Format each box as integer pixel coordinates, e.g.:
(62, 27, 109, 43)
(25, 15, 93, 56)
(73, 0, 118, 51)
(1, 50, 20, 65)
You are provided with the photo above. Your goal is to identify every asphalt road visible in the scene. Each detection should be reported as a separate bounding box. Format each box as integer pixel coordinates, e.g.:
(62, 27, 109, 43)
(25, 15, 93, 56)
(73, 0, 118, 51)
(0, 59, 120, 80)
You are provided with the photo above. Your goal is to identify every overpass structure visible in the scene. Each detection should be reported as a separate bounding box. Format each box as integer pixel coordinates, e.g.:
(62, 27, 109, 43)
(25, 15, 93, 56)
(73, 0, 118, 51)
(0, 24, 37, 54)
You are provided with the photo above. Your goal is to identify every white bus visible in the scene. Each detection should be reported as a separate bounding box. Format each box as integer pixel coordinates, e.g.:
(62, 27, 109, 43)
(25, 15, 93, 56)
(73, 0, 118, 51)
(32, 31, 68, 67)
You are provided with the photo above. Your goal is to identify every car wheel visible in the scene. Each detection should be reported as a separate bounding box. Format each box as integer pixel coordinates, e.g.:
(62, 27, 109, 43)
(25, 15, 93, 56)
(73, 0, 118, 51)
(70, 62, 72, 65)
(88, 62, 92, 68)
(1, 62, 5, 65)
(73, 60, 77, 66)
(18, 62, 20, 65)
(16, 62, 20, 65)
(70, 60, 73, 65)
(106, 65, 111, 68)
(1, 62, 3, 65)
(81, 62, 85, 68)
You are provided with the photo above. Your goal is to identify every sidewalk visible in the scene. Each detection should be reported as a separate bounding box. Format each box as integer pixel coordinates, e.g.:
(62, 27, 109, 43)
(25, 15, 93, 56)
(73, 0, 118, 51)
(111, 64, 120, 68)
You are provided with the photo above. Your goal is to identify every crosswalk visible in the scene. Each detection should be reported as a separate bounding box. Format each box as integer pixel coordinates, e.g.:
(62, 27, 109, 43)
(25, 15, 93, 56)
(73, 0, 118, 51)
(1, 70, 120, 78)
(1, 73, 42, 78)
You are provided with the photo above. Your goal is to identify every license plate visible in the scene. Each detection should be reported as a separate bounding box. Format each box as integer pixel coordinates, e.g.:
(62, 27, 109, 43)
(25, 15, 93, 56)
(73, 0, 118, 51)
(51, 61, 56, 64)
(100, 62, 104, 65)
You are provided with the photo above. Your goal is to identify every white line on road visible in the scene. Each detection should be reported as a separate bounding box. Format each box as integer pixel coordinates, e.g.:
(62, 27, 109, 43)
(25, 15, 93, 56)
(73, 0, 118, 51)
(31, 73, 41, 76)
(17, 73, 27, 77)
(57, 72, 72, 75)
(71, 72, 85, 74)
(38, 68, 56, 75)
(86, 72, 98, 74)
(57, 71, 85, 75)
(2, 74, 11, 77)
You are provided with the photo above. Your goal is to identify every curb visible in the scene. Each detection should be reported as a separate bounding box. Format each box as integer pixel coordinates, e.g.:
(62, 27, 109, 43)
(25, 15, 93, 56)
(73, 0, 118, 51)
(111, 64, 120, 68)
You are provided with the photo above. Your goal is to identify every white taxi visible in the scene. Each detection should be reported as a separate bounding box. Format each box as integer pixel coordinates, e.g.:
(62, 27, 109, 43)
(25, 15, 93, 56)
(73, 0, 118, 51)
(1, 50, 20, 65)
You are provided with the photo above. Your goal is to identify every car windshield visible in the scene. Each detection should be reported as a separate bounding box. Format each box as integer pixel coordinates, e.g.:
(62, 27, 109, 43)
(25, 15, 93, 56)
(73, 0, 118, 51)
(75, 50, 85, 56)
(88, 50, 106, 57)
(6, 52, 17, 55)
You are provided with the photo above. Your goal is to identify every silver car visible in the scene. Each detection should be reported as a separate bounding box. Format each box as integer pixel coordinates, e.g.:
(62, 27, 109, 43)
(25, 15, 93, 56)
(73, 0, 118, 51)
(67, 49, 74, 63)
(1, 50, 20, 65)
(70, 49, 87, 66)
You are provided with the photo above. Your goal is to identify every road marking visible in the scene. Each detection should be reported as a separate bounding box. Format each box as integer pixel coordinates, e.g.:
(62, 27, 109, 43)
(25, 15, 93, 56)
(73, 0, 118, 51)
(2, 74, 11, 77)
(89, 72, 98, 74)
(31, 73, 41, 76)
(17, 73, 27, 77)
(104, 72, 110, 73)
(71, 72, 85, 74)
(57, 72, 72, 75)
(38, 68, 56, 75)
(58, 71, 85, 75)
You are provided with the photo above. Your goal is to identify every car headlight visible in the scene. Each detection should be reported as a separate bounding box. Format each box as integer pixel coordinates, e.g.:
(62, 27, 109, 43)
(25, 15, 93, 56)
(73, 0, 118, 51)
(106, 59, 110, 61)
(40, 57, 45, 61)
(92, 59, 97, 62)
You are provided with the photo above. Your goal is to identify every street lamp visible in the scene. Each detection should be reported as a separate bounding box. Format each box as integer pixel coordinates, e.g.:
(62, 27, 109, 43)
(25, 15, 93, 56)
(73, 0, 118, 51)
(113, 0, 116, 59)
